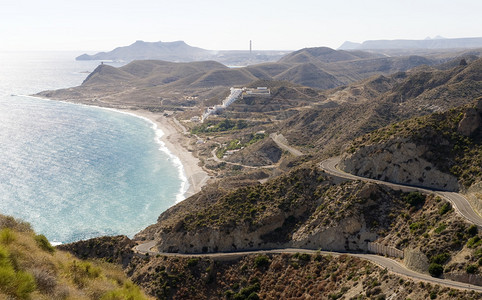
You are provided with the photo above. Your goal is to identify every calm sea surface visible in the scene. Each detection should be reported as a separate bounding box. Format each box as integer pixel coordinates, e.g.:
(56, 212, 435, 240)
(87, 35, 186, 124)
(0, 51, 185, 243)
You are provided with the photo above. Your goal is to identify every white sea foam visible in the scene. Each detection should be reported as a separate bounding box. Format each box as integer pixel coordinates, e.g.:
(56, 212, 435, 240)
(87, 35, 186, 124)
(27, 95, 190, 204)
(101, 109, 190, 203)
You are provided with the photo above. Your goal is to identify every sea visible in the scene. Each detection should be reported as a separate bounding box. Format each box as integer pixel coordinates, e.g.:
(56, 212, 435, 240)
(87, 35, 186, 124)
(0, 51, 186, 244)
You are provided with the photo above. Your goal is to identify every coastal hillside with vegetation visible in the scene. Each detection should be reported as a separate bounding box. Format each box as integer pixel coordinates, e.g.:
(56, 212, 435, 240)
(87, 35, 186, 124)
(278, 58, 482, 155)
(124, 252, 478, 299)
(37, 47, 478, 111)
(39, 46, 482, 297)
(60, 164, 482, 298)
(340, 98, 482, 191)
(132, 163, 482, 282)
(0, 214, 151, 300)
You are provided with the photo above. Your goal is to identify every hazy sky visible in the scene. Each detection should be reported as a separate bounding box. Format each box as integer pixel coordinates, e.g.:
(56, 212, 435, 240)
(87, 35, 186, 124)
(1, 0, 481, 51)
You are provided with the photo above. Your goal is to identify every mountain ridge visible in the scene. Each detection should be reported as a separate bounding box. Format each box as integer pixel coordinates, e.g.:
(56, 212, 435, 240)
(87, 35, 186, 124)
(340, 37, 482, 50)
(76, 40, 292, 66)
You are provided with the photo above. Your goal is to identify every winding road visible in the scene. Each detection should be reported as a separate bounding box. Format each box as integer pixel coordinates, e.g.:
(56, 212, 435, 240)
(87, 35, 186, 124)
(134, 242, 482, 292)
(134, 155, 482, 292)
(320, 156, 482, 227)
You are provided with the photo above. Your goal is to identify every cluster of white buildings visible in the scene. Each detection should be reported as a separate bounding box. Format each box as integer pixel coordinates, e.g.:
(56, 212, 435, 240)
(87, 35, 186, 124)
(199, 87, 270, 122)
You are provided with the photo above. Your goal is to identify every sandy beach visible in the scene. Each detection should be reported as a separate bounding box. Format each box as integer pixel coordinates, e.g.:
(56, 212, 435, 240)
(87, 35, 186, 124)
(123, 109, 210, 199)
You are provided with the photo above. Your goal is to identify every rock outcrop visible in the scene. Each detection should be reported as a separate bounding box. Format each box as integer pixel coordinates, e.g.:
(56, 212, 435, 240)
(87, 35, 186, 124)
(340, 137, 460, 191)
(457, 107, 482, 137)
(403, 248, 429, 274)
(466, 181, 482, 215)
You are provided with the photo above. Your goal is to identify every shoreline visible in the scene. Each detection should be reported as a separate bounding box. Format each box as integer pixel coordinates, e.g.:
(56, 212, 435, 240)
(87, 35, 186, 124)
(28, 95, 210, 201)
(119, 108, 210, 199)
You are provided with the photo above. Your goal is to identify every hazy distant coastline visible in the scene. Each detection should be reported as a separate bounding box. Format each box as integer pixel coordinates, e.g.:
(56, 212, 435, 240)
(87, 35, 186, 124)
(339, 36, 482, 50)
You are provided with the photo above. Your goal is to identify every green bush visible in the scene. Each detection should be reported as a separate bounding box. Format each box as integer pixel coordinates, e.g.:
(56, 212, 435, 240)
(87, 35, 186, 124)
(466, 264, 478, 274)
(430, 253, 450, 265)
(428, 263, 444, 277)
(438, 202, 452, 215)
(186, 258, 199, 268)
(467, 225, 478, 236)
(253, 255, 270, 268)
(101, 281, 147, 300)
(298, 253, 311, 261)
(69, 261, 101, 287)
(403, 192, 426, 207)
(434, 223, 446, 234)
(0, 246, 36, 299)
(236, 283, 260, 299)
(34, 234, 55, 253)
(0, 229, 16, 245)
(467, 236, 482, 248)
(247, 292, 260, 300)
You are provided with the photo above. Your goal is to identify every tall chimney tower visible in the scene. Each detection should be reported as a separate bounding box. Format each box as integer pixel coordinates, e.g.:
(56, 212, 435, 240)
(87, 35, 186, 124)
(250, 40, 252, 55)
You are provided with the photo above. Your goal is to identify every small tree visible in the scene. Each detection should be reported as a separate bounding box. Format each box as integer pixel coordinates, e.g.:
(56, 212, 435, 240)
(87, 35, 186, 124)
(428, 263, 444, 277)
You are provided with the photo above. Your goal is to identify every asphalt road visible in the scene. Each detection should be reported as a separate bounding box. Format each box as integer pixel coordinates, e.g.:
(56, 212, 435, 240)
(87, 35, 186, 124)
(319, 156, 482, 227)
(134, 243, 482, 292)
(132, 156, 482, 292)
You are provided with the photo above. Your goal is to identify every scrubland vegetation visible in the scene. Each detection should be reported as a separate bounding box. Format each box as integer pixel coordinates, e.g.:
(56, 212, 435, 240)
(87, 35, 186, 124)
(0, 214, 150, 299)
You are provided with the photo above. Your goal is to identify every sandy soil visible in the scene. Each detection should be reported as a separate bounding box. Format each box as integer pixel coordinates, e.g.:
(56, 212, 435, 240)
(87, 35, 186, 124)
(123, 109, 210, 199)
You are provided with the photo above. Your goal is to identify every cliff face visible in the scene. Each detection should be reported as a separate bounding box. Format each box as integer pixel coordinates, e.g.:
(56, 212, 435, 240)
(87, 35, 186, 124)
(340, 137, 460, 191)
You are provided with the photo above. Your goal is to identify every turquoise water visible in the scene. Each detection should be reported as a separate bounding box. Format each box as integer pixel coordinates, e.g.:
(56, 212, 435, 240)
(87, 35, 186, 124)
(0, 52, 185, 243)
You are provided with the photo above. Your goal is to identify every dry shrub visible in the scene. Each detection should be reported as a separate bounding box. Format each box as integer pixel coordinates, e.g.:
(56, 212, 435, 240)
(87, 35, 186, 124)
(0, 216, 32, 233)
(30, 268, 57, 294)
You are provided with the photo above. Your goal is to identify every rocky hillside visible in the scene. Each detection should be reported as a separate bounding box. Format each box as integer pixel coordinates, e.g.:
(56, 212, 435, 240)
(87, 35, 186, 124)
(278, 57, 482, 155)
(340, 98, 482, 191)
(134, 162, 480, 279)
(124, 252, 479, 300)
(0, 214, 150, 300)
(60, 164, 482, 297)
(136, 166, 399, 253)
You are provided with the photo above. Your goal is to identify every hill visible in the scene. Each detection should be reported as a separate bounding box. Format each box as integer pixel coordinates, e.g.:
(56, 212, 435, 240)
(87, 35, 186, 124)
(76, 40, 211, 62)
(339, 37, 482, 50)
(279, 46, 383, 64)
(277, 58, 482, 155)
(339, 98, 482, 204)
(125, 251, 477, 299)
(38, 46, 473, 109)
(76, 40, 291, 66)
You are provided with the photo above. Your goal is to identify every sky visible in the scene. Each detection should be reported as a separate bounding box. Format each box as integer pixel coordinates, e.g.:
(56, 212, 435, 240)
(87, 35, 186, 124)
(1, 0, 481, 52)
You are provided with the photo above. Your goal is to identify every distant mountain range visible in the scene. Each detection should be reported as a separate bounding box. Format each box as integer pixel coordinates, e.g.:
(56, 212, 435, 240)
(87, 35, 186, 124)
(76, 40, 291, 66)
(43, 45, 469, 101)
(339, 37, 482, 50)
